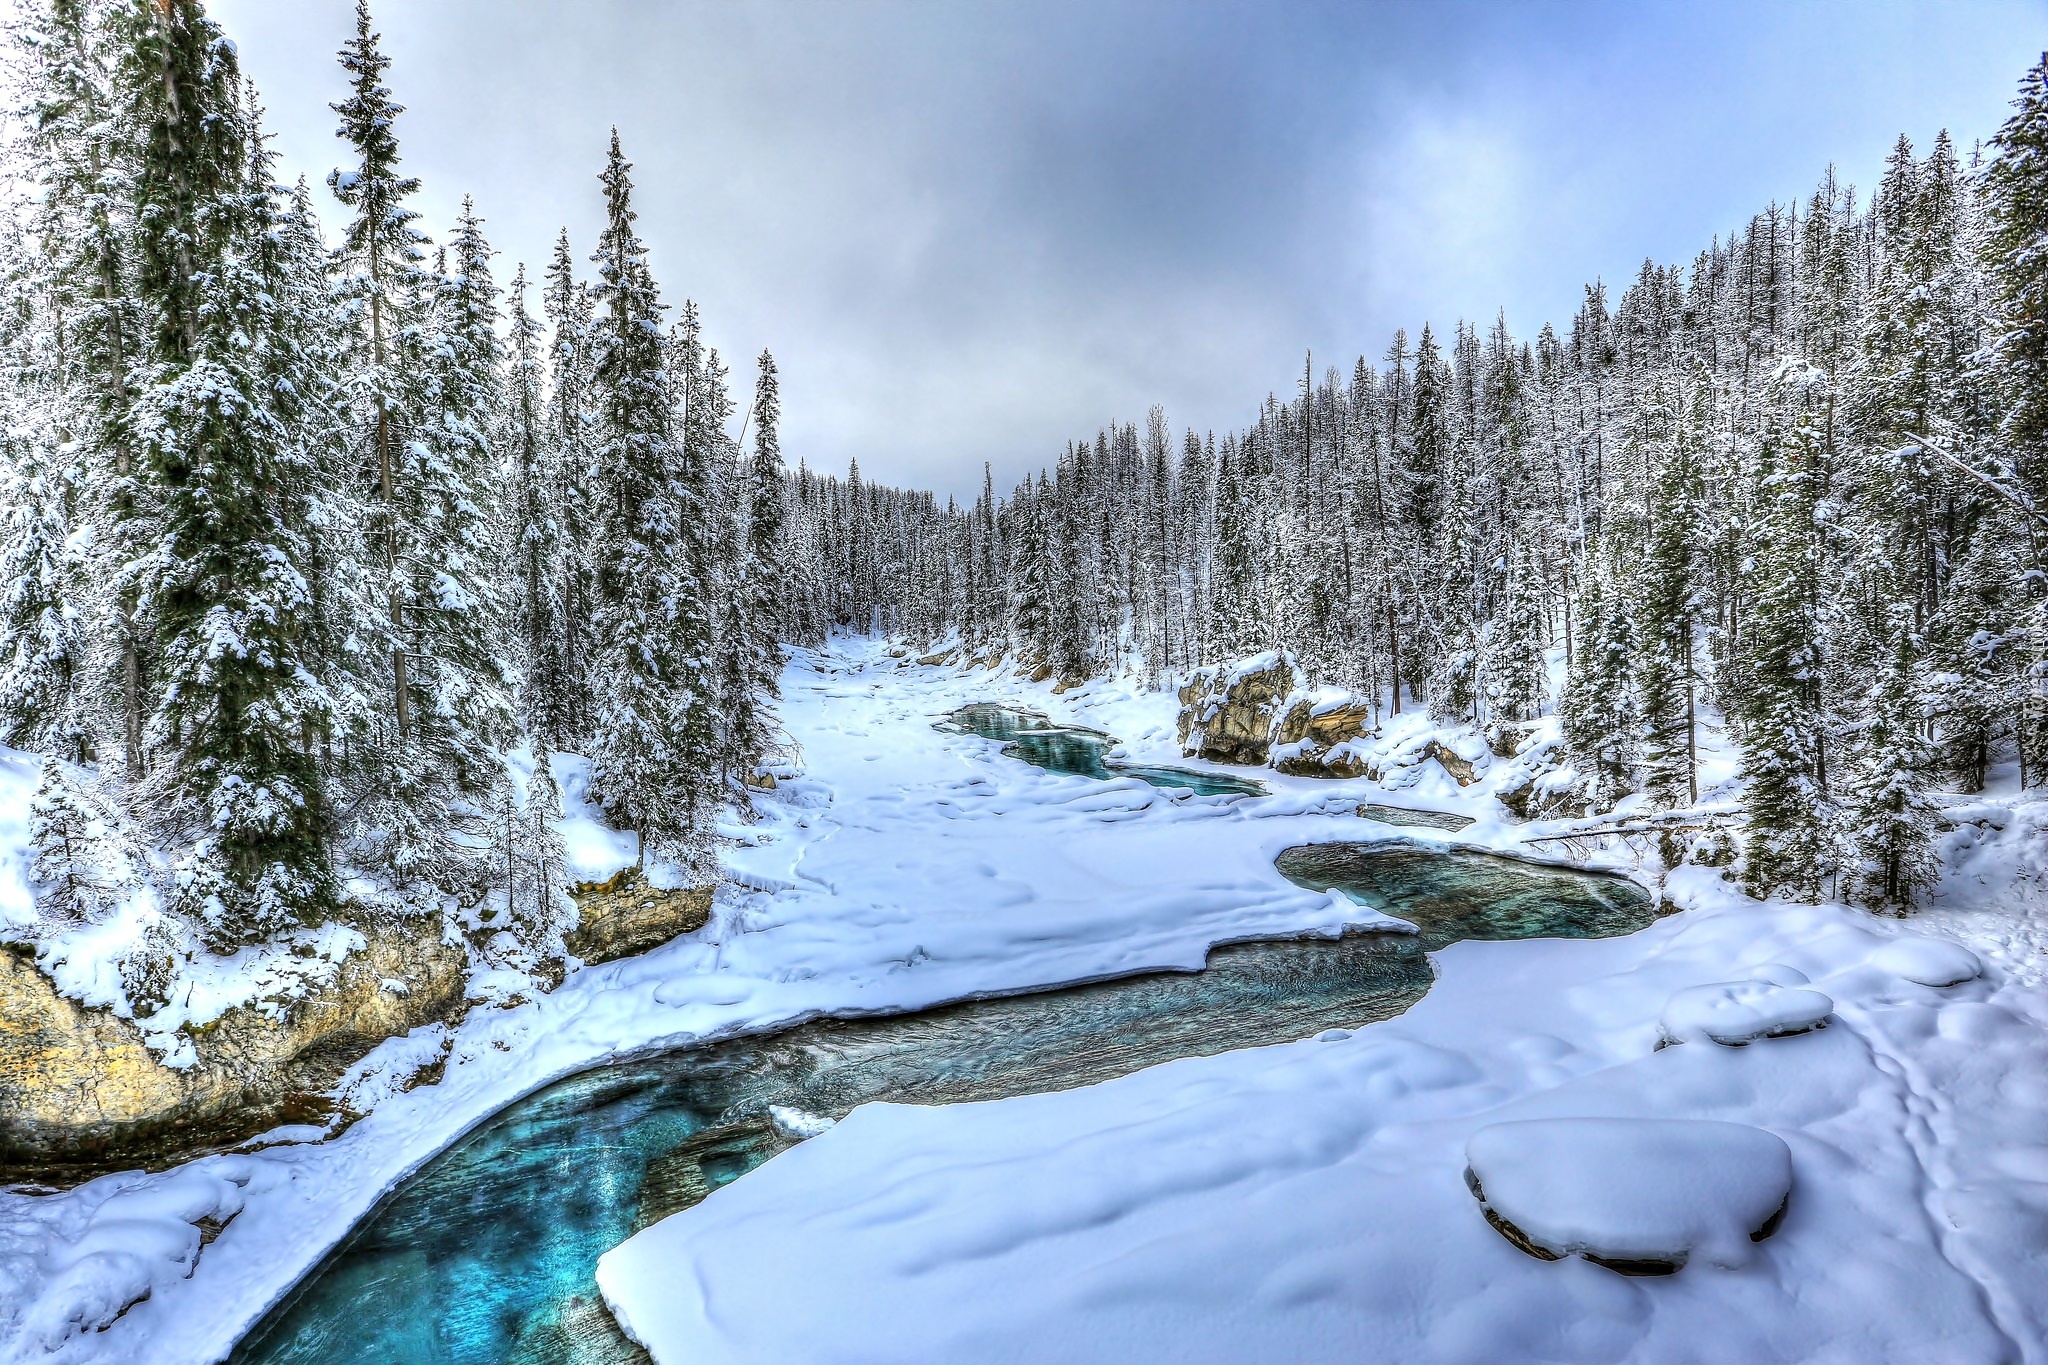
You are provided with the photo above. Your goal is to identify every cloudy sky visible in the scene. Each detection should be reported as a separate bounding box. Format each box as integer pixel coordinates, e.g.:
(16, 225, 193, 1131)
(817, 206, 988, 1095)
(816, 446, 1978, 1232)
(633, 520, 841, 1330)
(210, 0, 2045, 498)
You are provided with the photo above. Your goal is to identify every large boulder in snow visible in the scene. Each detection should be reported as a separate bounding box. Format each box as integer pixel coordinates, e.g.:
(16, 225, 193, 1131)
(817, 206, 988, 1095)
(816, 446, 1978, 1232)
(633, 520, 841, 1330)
(566, 868, 713, 966)
(1176, 652, 1305, 765)
(0, 915, 464, 1179)
(1466, 1118, 1793, 1275)
(1271, 689, 1378, 777)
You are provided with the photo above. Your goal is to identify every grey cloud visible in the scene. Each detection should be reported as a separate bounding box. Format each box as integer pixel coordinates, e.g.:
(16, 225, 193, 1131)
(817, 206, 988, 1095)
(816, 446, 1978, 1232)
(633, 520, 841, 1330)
(213, 0, 2046, 497)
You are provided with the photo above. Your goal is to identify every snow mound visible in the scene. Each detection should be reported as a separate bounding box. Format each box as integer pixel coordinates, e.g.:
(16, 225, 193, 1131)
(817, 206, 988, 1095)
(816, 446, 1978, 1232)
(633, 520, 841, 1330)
(12, 1160, 264, 1352)
(1465, 1118, 1792, 1273)
(1658, 978, 1834, 1047)
(1869, 936, 1983, 987)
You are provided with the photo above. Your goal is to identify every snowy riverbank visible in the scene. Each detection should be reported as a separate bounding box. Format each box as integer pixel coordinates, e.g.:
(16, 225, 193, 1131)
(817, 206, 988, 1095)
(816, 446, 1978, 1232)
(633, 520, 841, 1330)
(5, 637, 2045, 1363)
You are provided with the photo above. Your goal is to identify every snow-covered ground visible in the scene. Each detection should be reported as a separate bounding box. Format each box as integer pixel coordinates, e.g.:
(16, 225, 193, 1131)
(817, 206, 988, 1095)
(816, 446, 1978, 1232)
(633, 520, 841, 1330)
(6, 637, 2047, 1363)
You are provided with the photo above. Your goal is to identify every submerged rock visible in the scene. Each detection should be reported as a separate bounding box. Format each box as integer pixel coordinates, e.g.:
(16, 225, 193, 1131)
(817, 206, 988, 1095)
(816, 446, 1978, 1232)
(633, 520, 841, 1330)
(566, 869, 714, 966)
(0, 915, 464, 1178)
(1466, 1117, 1792, 1274)
(1176, 652, 1305, 765)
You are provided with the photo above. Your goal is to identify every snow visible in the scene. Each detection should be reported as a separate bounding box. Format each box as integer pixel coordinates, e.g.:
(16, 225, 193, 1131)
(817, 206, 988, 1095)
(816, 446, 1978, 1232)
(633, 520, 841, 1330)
(1465, 1117, 1793, 1269)
(1868, 937, 1983, 988)
(766, 1105, 836, 1140)
(1657, 977, 1835, 1047)
(5, 637, 2048, 1364)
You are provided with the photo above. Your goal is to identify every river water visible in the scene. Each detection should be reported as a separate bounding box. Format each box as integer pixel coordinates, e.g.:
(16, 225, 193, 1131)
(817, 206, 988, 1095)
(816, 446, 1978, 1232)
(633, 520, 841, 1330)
(232, 718, 1653, 1365)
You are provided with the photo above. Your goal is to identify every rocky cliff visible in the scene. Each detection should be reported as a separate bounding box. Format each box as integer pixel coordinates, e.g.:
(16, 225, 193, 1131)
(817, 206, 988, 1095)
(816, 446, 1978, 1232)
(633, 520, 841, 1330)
(1, 869, 713, 1180)
(1, 913, 465, 1180)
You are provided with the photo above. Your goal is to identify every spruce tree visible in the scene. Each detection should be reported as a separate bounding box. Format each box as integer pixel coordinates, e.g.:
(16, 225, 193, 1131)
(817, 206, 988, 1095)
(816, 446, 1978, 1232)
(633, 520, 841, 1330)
(329, 0, 427, 741)
(1738, 369, 1836, 902)
(1634, 375, 1703, 806)
(1987, 54, 2048, 508)
(410, 200, 515, 811)
(506, 264, 569, 749)
(587, 131, 708, 868)
(1844, 617, 1936, 908)
(1561, 563, 1637, 811)
(542, 228, 599, 742)
(15, 0, 148, 776)
(731, 349, 786, 773)
(125, 2, 332, 944)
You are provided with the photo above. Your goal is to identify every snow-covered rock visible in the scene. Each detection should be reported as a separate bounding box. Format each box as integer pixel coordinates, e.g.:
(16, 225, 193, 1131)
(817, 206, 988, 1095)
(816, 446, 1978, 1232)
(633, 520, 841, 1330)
(1465, 1117, 1793, 1273)
(1869, 936, 1983, 988)
(767, 1105, 837, 1140)
(1658, 978, 1835, 1047)
(1175, 652, 1303, 765)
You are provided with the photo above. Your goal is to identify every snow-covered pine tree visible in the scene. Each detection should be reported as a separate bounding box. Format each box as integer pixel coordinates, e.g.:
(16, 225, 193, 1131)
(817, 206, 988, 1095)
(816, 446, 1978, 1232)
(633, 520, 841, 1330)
(28, 756, 110, 926)
(587, 131, 710, 869)
(542, 229, 599, 744)
(124, 3, 333, 945)
(1634, 372, 1704, 806)
(1560, 561, 1637, 811)
(728, 349, 786, 777)
(1737, 365, 1837, 902)
(506, 264, 569, 750)
(12, 0, 148, 776)
(329, 0, 427, 744)
(1982, 54, 2048, 785)
(0, 266, 87, 761)
(1010, 474, 1053, 660)
(408, 199, 515, 829)
(1843, 613, 1936, 908)
(1209, 433, 1263, 659)
(1482, 542, 1548, 730)
(1986, 55, 2048, 512)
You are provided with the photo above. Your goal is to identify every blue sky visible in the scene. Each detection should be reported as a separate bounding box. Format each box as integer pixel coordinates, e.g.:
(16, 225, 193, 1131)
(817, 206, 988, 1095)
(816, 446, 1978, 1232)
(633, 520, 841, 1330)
(212, 0, 2048, 497)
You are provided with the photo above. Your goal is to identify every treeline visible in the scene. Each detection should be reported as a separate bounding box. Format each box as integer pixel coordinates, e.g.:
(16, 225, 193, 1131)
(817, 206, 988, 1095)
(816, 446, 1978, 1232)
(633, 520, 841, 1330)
(0, 0, 785, 952)
(793, 59, 2048, 910)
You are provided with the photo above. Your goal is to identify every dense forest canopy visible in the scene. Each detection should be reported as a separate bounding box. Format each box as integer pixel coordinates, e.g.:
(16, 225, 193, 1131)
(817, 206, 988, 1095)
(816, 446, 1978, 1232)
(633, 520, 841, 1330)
(775, 60, 2048, 910)
(0, 0, 786, 959)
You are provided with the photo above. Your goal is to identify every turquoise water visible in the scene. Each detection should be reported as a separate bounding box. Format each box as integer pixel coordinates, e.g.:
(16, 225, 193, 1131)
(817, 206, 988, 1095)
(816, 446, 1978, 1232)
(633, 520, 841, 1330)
(1353, 803, 1474, 832)
(231, 845, 1655, 1365)
(1274, 843, 1654, 951)
(944, 703, 1266, 797)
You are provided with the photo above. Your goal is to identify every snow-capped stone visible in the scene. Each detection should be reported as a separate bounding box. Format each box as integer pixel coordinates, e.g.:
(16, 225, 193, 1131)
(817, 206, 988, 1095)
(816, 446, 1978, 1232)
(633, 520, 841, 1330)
(1175, 652, 1304, 765)
(1658, 978, 1834, 1047)
(1870, 937, 1983, 988)
(767, 1105, 837, 1140)
(1465, 1118, 1793, 1273)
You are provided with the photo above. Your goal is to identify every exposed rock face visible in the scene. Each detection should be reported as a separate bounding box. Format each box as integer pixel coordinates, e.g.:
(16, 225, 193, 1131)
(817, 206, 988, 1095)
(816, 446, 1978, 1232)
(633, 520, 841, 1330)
(0, 915, 465, 1176)
(1424, 738, 1484, 786)
(566, 868, 713, 966)
(1177, 652, 1305, 765)
(1271, 692, 1378, 777)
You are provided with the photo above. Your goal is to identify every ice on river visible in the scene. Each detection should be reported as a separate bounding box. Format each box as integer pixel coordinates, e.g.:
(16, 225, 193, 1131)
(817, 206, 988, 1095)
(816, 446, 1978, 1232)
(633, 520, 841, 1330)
(7, 637, 2048, 1365)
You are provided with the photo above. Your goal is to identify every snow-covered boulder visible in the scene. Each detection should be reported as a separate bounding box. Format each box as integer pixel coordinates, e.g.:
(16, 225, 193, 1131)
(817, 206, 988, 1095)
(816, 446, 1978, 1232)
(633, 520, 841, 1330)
(1870, 937, 1983, 988)
(1270, 687, 1377, 777)
(1491, 719, 1581, 819)
(1176, 652, 1304, 765)
(1657, 977, 1834, 1048)
(565, 867, 713, 966)
(1466, 1118, 1793, 1274)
